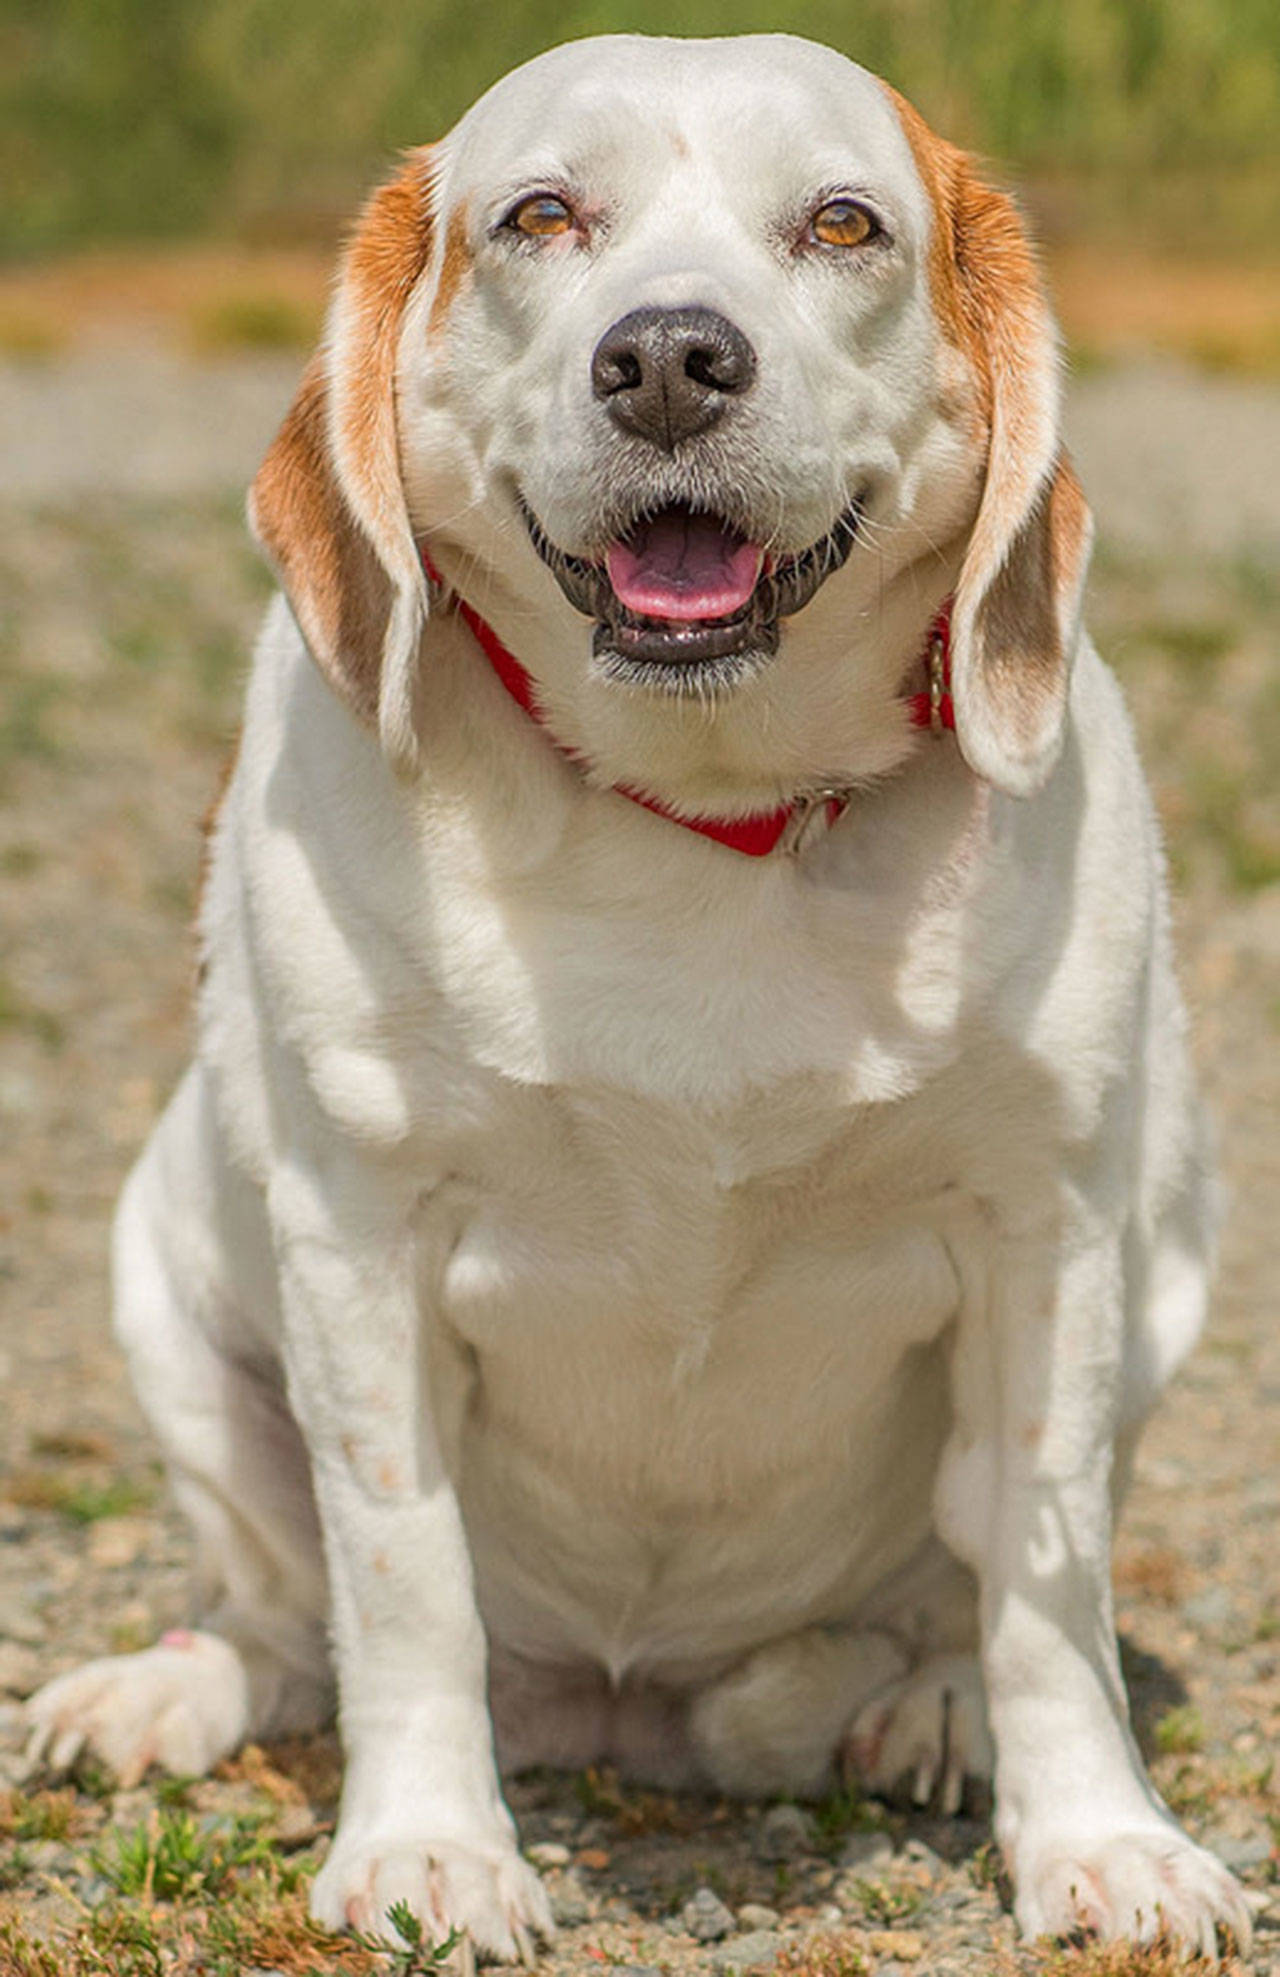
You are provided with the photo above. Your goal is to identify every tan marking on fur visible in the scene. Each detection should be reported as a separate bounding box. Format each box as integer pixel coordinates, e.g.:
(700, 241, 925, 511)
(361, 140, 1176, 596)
(429, 202, 473, 334)
(249, 148, 436, 725)
(250, 358, 390, 721)
(884, 83, 1043, 435)
(884, 81, 1092, 780)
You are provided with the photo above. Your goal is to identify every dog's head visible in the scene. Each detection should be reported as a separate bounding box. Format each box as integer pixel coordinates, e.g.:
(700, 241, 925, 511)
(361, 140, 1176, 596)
(251, 36, 1091, 810)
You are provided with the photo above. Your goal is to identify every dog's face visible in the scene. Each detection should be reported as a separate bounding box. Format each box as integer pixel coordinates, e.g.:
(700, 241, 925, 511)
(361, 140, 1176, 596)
(252, 35, 1092, 810)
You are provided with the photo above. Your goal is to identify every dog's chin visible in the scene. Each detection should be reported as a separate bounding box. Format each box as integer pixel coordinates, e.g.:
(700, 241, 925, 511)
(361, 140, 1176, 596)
(591, 610, 780, 699)
(520, 496, 859, 700)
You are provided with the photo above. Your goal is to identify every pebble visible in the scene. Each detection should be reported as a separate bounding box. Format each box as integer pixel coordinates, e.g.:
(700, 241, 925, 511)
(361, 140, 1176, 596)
(709, 1929, 783, 1970)
(1182, 1585, 1234, 1632)
(753, 1801, 816, 1861)
(612, 1967, 665, 1977)
(682, 1886, 737, 1941)
(837, 1829, 894, 1872)
(274, 1803, 323, 1849)
(548, 1869, 593, 1927)
(526, 1840, 571, 1869)
(0, 1641, 40, 1695)
(901, 1839, 945, 1880)
(22, 1839, 71, 1873)
(737, 1904, 781, 1930)
(87, 1517, 149, 1570)
(1203, 1828, 1274, 1872)
(868, 1928, 924, 1960)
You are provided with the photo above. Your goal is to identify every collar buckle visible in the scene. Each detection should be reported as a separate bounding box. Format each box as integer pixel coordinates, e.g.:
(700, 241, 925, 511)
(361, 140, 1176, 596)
(927, 631, 948, 736)
(779, 786, 851, 857)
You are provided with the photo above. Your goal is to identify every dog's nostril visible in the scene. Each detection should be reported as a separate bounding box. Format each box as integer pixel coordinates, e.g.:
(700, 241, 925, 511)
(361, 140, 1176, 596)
(684, 342, 749, 393)
(596, 348, 643, 395)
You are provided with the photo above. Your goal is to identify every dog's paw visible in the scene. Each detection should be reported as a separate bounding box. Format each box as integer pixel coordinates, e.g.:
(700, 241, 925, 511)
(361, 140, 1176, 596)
(23, 1630, 249, 1788)
(691, 1627, 906, 1797)
(1012, 1826, 1253, 1959)
(310, 1831, 555, 1963)
(844, 1653, 992, 1813)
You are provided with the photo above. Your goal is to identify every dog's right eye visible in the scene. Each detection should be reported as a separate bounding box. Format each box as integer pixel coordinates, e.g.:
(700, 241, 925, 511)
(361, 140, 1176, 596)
(504, 193, 575, 237)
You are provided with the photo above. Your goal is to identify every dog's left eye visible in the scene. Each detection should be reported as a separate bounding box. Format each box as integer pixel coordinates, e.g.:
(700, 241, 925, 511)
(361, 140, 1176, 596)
(808, 198, 880, 249)
(505, 193, 575, 237)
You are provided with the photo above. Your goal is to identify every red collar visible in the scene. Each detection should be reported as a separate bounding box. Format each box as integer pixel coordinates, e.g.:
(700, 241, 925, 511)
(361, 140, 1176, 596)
(419, 545, 953, 857)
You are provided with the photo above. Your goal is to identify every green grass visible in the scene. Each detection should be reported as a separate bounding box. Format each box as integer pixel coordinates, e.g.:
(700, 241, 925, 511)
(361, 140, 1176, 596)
(844, 1876, 924, 1925)
(0, 972, 64, 1050)
(1153, 1704, 1206, 1756)
(7, 1471, 156, 1524)
(808, 1783, 887, 1853)
(3, 0, 1280, 258)
(186, 292, 321, 353)
(92, 1809, 275, 1901)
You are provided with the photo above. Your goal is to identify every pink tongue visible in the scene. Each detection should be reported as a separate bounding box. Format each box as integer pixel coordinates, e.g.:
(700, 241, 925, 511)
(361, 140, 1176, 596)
(606, 509, 763, 622)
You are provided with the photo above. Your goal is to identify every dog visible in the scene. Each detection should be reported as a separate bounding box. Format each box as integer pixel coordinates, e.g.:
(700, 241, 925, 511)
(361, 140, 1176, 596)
(26, 32, 1250, 1962)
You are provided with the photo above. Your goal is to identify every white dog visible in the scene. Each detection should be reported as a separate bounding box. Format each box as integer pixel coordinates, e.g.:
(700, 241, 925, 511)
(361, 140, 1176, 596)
(27, 33, 1250, 1961)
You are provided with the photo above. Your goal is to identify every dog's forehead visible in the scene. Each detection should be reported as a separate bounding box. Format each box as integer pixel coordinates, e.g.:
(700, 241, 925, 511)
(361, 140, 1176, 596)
(441, 35, 922, 209)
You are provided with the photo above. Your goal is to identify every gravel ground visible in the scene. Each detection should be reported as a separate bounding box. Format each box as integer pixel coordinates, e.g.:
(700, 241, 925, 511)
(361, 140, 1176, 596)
(0, 342, 1277, 1976)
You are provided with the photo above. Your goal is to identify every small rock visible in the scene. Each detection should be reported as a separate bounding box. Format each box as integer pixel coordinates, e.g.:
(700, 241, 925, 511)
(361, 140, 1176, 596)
(274, 1803, 323, 1849)
(738, 1904, 781, 1930)
(612, 1967, 665, 1977)
(837, 1830, 894, 1873)
(1203, 1828, 1273, 1873)
(868, 1928, 923, 1960)
(548, 1869, 593, 1927)
(526, 1840, 571, 1869)
(901, 1839, 945, 1880)
(87, 1517, 149, 1570)
(1181, 1586, 1233, 1633)
(710, 1929, 783, 1971)
(24, 1839, 72, 1873)
(753, 1802, 816, 1861)
(683, 1885, 737, 1941)
(878, 1964, 909, 1977)
(0, 1641, 40, 1695)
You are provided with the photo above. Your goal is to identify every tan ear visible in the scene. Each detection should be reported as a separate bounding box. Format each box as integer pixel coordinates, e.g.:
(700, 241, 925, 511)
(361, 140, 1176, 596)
(888, 89, 1094, 796)
(248, 149, 436, 769)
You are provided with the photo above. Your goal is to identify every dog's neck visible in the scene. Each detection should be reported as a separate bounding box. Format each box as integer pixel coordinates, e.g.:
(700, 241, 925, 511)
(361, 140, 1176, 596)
(419, 544, 954, 857)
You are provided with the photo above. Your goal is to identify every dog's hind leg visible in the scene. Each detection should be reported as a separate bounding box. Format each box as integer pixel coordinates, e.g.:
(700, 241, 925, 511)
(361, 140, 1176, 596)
(25, 1067, 332, 1786)
(689, 1626, 907, 1798)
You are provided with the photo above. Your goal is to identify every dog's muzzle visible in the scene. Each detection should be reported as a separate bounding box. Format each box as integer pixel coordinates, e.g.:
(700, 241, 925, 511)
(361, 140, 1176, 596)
(522, 497, 862, 695)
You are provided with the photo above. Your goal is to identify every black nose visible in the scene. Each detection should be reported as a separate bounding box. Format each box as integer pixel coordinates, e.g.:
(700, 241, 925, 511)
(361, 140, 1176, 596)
(591, 305, 757, 451)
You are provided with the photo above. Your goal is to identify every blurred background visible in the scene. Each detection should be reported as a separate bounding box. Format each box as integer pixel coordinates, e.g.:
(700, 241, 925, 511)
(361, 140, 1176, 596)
(2, 0, 1280, 359)
(1, 9, 1279, 1971)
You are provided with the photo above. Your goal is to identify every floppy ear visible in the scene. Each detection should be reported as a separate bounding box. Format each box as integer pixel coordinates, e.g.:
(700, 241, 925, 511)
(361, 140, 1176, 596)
(888, 90, 1093, 796)
(248, 148, 436, 770)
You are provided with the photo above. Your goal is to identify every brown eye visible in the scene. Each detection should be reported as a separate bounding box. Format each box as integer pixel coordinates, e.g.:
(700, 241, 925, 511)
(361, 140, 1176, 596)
(507, 193, 575, 237)
(810, 199, 878, 249)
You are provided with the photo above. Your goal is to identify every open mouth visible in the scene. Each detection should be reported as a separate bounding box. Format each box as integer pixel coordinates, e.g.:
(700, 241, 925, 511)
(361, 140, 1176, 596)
(521, 498, 861, 692)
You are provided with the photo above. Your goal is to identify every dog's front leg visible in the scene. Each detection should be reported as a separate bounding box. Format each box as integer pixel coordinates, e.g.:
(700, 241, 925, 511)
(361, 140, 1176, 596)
(268, 1153, 552, 1960)
(936, 1200, 1249, 1957)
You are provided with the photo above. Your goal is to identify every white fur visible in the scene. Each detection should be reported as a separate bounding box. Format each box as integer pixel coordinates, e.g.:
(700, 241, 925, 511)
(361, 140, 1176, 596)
(27, 34, 1248, 1961)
